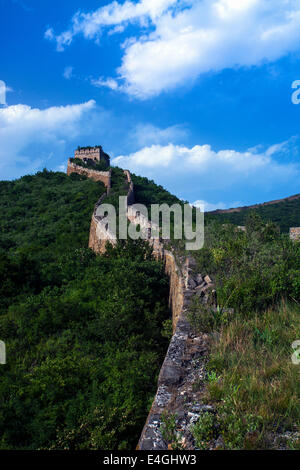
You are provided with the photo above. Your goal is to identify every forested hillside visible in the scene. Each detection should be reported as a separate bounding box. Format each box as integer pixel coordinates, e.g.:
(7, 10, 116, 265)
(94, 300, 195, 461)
(207, 195, 300, 233)
(0, 170, 170, 450)
(1, 167, 299, 450)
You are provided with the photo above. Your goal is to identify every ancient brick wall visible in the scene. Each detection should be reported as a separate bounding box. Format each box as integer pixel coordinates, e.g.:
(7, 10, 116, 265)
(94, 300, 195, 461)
(124, 169, 135, 206)
(137, 260, 215, 450)
(87, 169, 217, 450)
(67, 160, 111, 192)
(75, 147, 101, 161)
(88, 193, 117, 254)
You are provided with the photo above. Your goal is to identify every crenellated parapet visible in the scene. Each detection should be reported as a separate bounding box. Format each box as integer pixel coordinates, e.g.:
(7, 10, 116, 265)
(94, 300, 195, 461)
(74, 146, 110, 166)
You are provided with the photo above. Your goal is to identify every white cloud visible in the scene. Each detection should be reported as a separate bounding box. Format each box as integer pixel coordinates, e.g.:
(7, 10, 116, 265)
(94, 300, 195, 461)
(46, 0, 300, 98)
(0, 100, 96, 179)
(91, 77, 120, 90)
(46, 0, 178, 51)
(130, 123, 188, 147)
(63, 66, 74, 80)
(113, 142, 285, 173)
(193, 199, 242, 212)
(45, 27, 54, 41)
(112, 141, 299, 202)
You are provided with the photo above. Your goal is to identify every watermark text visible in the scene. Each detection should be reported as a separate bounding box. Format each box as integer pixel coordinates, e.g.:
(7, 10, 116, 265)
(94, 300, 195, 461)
(0, 341, 6, 365)
(96, 197, 204, 251)
(0, 80, 7, 106)
(291, 340, 300, 365)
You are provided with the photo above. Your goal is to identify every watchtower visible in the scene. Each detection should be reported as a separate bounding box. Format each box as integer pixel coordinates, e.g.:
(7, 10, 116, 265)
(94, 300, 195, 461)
(74, 146, 110, 167)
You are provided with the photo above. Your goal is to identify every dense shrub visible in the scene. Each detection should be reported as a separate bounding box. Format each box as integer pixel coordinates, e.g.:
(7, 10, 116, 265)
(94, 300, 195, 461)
(0, 170, 170, 450)
(194, 214, 300, 313)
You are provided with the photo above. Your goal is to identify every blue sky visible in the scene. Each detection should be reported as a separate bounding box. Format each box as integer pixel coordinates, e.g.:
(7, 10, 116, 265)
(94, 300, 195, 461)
(1, 0, 300, 210)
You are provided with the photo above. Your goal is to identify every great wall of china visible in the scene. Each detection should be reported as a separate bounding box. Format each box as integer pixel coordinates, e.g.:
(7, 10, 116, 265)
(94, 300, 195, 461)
(67, 147, 300, 450)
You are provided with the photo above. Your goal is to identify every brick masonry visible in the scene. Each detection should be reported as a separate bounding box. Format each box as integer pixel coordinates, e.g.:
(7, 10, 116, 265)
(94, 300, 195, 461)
(74, 146, 110, 166)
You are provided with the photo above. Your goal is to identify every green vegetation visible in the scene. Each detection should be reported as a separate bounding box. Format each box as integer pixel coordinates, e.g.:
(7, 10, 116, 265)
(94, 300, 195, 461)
(160, 412, 184, 450)
(204, 302, 300, 450)
(104, 167, 130, 209)
(131, 173, 192, 253)
(77, 146, 102, 151)
(206, 196, 300, 233)
(190, 214, 300, 449)
(0, 170, 170, 449)
(131, 173, 183, 208)
(1, 164, 300, 451)
(193, 412, 216, 449)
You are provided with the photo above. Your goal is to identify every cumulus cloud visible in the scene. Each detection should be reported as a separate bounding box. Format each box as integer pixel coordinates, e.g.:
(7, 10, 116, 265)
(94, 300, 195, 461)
(45, 0, 178, 51)
(46, 0, 300, 97)
(113, 142, 289, 173)
(112, 141, 299, 205)
(0, 100, 96, 179)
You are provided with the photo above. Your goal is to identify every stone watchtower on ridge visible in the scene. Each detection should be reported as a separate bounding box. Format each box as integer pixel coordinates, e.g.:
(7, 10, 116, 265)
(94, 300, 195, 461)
(74, 145, 110, 167)
(67, 145, 111, 191)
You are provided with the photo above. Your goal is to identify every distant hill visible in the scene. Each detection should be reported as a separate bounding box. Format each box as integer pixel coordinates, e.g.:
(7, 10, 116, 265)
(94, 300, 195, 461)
(206, 193, 300, 233)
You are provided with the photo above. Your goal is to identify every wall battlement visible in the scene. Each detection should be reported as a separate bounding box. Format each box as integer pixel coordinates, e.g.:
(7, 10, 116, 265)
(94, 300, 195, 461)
(74, 146, 110, 166)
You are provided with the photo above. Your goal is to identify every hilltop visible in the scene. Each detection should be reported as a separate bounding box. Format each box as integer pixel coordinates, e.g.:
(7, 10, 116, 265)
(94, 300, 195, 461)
(207, 193, 300, 233)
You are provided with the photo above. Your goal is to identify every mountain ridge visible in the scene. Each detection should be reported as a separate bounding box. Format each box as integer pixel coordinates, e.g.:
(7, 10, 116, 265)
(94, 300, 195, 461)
(209, 193, 300, 214)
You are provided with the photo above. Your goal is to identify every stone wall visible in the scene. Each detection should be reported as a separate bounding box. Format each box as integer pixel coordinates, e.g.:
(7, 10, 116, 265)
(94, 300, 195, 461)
(86, 168, 217, 450)
(67, 160, 111, 191)
(75, 148, 102, 161)
(88, 193, 117, 254)
(137, 261, 215, 450)
(124, 170, 135, 206)
(290, 227, 300, 241)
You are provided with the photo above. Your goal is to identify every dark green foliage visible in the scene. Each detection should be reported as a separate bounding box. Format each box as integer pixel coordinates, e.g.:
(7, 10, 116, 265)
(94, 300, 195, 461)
(0, 169, 105, 253)
(206, 196, 300, 233)
(0, 170, 106, 308)
(194, 214, 300, 314)
(0, 170, 169, 450)
(131, 173, 183, 208)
